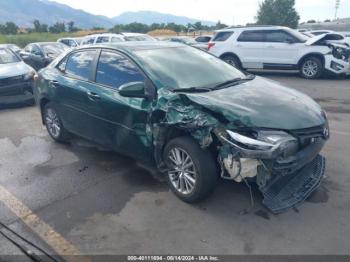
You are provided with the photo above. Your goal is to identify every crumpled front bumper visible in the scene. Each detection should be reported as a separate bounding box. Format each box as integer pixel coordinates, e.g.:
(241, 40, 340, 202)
(259, 155, 325, 214)
(324, 55, 350, 75)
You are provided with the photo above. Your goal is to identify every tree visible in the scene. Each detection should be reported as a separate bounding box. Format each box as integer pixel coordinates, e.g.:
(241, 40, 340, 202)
(307, 20, 316, 23)
(33, 20, 48, 33)
(49, 22, 66, 33)
(324, 19, 331, 22)
(256, 0, 300, 28)
(67, 21, 78, 32)
(215, 20, 227, 30)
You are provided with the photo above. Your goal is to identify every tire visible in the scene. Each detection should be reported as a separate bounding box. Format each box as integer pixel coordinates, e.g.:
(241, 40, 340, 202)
(43, 102, 70, 142)
(299, 57, 323, 79)
(163, 136, 218, 203)
(221, 54, 242, 69)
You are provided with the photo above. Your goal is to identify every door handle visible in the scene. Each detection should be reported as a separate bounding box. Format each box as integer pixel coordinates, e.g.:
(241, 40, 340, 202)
(87, 91, 101, 100)
(267, 45, 276, 48)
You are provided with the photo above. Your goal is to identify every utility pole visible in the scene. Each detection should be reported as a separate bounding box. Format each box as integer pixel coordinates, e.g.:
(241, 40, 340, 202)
(334, 0, 340, 20)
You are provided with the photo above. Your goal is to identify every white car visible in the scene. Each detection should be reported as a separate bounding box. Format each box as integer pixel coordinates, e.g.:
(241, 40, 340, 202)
(308, 30, 349, 46)
(81, 33, 126, 46)
(120, 32, 157, 41)
(81, 33, 156, 46)
(57, 37, 83, 47)
(208, 26, 350, 79)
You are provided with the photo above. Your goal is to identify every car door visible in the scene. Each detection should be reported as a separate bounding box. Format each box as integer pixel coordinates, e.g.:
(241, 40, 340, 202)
(262, 30, 302, 67)
(54, 49, 100, 140)
(235, 30, 266, 69)
(90, 49, 154, 161)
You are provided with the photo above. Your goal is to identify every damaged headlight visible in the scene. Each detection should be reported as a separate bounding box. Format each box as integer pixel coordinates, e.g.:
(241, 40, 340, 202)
(329, 44, 350, 61)
(223, 130, 298, 158)
(24, 70, 35, 81)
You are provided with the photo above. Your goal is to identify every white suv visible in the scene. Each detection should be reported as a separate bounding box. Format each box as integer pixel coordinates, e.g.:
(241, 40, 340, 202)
(208, 26, 350, 79)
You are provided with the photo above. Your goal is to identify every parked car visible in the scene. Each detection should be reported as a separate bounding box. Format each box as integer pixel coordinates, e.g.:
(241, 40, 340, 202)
(195, 35, 212, 43)
(0, 44, 22, 56)
(81, 34, 125, 46)
(0, 47, 35, 108)
(194, 35, 213, 50)
(120, 33, 157, 41)
(163, 36, 208, 50)
(208, 26, 350, 79)
(34, 42, 330, 213)
(308, 30, 349, 46)
(57, 37, 83, 47)
(20, 42, 69, 71)
(81, 33, 156, 46)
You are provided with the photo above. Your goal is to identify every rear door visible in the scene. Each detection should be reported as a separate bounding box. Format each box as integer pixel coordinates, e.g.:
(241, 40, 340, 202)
(54, 49, 100, 140)
(236, 30, 266, 69)
(90, 49, 154, 161)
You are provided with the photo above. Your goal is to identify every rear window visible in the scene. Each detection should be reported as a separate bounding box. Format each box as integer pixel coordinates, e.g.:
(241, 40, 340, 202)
(237, 30, 265, 42)
(212, 32, 233, 41)
(65, 50, 96, 80)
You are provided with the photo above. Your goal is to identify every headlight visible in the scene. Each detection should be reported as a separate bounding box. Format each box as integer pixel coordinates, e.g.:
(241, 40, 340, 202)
(226, 130, 297, 152)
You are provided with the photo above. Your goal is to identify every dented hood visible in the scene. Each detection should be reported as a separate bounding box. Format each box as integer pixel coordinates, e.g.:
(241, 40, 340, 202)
(184, 77, 325, 130)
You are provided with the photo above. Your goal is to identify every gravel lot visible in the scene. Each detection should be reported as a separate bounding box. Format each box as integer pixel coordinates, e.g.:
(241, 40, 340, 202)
(0, 73, 350, 259)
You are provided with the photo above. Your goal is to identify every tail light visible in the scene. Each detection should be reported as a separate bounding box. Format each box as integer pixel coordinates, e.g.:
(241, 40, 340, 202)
(208, 42, 215, 50)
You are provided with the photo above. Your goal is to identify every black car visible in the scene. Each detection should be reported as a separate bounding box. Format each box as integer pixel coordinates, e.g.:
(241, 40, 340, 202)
(20, 42, 68, 70)
(0, 48, 35, 108)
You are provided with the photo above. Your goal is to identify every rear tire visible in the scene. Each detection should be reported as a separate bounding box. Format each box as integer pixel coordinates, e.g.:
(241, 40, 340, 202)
(300, 57, 323, 79)
(43, 102, 70, 142)
(221, 54, 242, 69)
(163, 136, 218, 203)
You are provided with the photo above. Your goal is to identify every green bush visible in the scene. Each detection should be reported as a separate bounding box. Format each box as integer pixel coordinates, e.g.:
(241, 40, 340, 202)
(0, 33, 75, 47)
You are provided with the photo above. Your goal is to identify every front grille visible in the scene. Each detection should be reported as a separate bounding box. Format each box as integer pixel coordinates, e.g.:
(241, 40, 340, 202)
(290, 125, 327, 149)
(0, 75, 24, 86)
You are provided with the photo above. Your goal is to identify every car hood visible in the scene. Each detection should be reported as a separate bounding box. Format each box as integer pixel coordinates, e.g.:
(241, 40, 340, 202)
(184, 77, 325, 130)
(305, 33, 346, 46)
(0, 61, 32, 79)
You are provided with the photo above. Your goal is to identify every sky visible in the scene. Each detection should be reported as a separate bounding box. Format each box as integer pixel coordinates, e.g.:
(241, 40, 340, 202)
(50, 0, 350, 25)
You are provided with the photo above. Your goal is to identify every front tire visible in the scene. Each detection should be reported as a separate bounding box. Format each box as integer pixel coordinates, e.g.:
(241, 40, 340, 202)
(163, 137, 218, 203)
(300, 57, 323, 79)
(43, 102, 70, 142)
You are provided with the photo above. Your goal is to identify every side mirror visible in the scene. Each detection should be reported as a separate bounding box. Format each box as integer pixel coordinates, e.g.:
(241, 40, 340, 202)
(119, 82, 147, 98)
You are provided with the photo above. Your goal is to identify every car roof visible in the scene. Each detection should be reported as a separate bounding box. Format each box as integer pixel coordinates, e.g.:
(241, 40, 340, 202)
(215, 25, 289, 32)
(84, 33, 124, 38)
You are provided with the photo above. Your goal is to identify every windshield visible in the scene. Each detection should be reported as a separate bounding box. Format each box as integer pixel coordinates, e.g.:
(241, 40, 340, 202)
(0, 48, 20, 64)
(135, 46, 246, 89)
(41, 43, 68, 55)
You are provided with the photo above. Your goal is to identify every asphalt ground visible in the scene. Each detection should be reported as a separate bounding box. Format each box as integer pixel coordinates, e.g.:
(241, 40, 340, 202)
(0, 72, 349, 260)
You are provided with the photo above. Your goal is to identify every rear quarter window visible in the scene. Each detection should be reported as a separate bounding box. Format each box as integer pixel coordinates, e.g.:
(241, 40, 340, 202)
(212, 32, 234, 41)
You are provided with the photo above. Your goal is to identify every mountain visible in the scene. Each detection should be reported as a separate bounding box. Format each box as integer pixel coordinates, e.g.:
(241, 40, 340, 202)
(0, 0, 113, 28)
(0, 0, 216, 29)
(113, 11, 216, 26)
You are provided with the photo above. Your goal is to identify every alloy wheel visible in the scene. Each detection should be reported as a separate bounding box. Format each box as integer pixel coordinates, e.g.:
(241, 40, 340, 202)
(167, 147, 197, 195)
(45, 108, 61, 139)
(302, 60, 319, 78)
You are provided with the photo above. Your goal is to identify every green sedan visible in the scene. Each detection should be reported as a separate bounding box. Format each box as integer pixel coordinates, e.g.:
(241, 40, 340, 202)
(34, 42, 329, 213)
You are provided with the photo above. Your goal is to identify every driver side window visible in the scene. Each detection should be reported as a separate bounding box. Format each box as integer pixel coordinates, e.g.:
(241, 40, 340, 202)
(95, 50, 145, 89)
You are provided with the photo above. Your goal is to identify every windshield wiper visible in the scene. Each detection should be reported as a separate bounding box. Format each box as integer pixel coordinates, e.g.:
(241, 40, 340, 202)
(212, 75, 256, 90)
(172, 87, 212, 93)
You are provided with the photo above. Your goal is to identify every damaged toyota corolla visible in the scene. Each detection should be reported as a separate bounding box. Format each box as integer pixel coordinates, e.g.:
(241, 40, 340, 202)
(34, 42, 330, 213)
